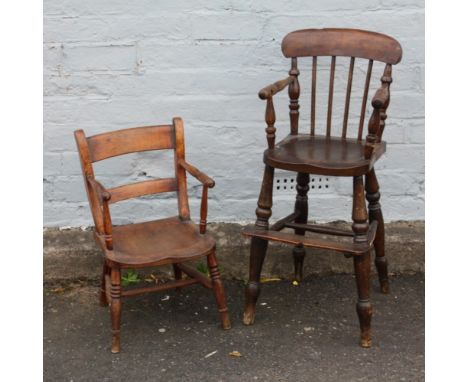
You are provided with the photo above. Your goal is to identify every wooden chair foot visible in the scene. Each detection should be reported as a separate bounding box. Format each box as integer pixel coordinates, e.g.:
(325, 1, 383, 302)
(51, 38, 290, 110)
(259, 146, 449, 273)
(356, 301, 372, 348)
(292, 246, 305, 283)
(207, 252, 231, 330)
(353, 250, 373, 348)
(110, 268, 122, 354)
(111, 330, 121, 353)
(243, 281, 260, 325)
(172, 263, 183, 292)
(244, 236, 269, 325)
(375, 257, 390, 293)
(219, 308, 231, 330)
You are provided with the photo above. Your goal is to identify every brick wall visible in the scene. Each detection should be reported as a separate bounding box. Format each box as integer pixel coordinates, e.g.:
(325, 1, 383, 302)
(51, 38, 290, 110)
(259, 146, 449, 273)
(44, 0, 424, 226)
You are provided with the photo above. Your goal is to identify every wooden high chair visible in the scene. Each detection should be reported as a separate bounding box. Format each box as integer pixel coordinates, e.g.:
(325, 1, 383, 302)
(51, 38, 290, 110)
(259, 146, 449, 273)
(243, 29, 403, 347)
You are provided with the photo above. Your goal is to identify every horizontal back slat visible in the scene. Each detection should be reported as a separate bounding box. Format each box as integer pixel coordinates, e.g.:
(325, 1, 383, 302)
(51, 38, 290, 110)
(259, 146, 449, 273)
(108, 178, 178, 204)
(88, 125, 174, 162)
(282, 28, 402, 64)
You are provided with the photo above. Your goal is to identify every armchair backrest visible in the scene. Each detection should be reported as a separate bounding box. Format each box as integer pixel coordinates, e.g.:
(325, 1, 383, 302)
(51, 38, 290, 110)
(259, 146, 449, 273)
(74, 117, 190, 235)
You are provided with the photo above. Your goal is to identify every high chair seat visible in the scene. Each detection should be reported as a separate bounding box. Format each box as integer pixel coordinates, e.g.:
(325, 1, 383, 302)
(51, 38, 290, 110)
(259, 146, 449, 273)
(265, 134, 386, 176)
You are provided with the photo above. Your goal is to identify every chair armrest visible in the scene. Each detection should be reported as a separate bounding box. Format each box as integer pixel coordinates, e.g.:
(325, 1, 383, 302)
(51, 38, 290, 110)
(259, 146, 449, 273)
(86, 176, 111, 202)
(86, 176, 113, 249)
(371, 86, 389, 109)
(178, 159, 215, 188)
(258, 76, 295, 100)
(178, 159, 214, 234)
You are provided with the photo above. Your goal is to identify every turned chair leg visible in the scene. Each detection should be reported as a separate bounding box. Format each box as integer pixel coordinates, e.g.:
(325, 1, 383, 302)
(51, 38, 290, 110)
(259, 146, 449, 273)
(110, 267, 122, 353)
(366, 169, 389, 293)
(100, 262, 110, 306)
(292, 172, 310, 283)
(243, 165, 274, 325)
(354, 251, 372, 348)
(172, 263, 183, 291)
(352, 175, 373, 347)
(207, 252, 231, 330)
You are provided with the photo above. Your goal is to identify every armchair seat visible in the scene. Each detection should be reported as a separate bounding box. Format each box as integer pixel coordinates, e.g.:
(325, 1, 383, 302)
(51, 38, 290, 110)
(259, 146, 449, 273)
(96, 217, 216, 268)
(265, 134, 386, 176)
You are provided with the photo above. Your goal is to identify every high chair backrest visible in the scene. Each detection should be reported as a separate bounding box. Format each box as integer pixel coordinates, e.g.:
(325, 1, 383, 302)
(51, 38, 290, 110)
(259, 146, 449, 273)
(280, 28, 402, 141)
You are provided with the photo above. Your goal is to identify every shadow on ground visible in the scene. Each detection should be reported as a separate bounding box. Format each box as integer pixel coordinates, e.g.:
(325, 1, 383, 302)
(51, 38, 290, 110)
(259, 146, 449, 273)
(44, 274, 424, 381)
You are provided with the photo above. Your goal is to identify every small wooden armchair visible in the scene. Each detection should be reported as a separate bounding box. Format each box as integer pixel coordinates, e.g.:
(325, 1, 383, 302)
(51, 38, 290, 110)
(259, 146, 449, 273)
(243, 29, 402, 347)
(74, 117, 231, 353)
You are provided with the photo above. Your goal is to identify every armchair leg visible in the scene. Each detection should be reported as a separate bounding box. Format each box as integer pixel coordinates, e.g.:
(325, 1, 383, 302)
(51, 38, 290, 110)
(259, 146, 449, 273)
(243, 165, 274, 325)
(207, 252, 231, 330)
(366, 169, 389, 293)
(172, 263, 183, 292)
(110, 267, 122, 353)
(352, 175, 372, 347)
(100, 262, 110, 307)
(292, 172, 310, 283)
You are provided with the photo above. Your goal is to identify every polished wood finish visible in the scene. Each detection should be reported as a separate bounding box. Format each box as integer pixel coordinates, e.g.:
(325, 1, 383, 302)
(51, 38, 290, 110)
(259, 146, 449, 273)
(281, 28, 402, 64)
(244, 220, 378, 255)
(264, 134, 386, 176)
(326, 56, 336, 136)
(366, 168, 388, 293)
(75, 117, 230, 353)
(244, 28, 402, 347)
(310, 56, 317, 135)
(97, 217, 216, 267)
(88, 125, 175, 162)
(289, 58, 300, 135)
(358, 60, 374, 140)
(108, 178, 177, 204)
(292, 172, 310, 282)
(243, 164, 275, 325)
(342, 57, 355, 138)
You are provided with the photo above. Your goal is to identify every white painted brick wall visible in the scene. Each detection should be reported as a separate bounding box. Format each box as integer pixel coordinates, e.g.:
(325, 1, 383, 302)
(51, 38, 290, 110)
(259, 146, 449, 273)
(44, 0, 425, 227)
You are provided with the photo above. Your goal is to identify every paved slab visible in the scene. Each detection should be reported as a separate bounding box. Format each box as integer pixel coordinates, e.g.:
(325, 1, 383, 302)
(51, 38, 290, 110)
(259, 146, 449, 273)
(44, 275, 424, 381)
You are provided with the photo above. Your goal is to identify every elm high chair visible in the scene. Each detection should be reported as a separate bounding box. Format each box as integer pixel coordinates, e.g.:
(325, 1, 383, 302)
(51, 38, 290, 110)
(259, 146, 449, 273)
(243, 28, 402, 347)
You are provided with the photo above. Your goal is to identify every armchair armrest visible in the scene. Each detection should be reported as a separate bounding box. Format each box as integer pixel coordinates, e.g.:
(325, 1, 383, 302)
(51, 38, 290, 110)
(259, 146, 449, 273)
(86, 176, 111, 202)
(86, 176, 113, 250)
(178, 159, 215, 188)
(178, 159, 214, 234)
(258, 76, 295, 100)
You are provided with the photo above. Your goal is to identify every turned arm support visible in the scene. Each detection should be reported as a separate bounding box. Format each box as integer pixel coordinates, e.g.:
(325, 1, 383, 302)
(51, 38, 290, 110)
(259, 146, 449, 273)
(86, 176, 113, 250)
(371, 86, 390, 109)
(87, 176, 111, 202)
(258, 76, 295, 100)
(178, 159, 215, 234)
(179, 159, 215, 188)
(259, 77, 295, 149)
(258, 75, 299, 148)
(365, 65, 392, 161)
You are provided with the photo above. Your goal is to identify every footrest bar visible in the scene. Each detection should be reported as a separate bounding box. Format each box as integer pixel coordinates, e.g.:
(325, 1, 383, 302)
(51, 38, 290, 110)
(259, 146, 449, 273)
(243, 220, 379, 256)
(284, 222, 354, 237)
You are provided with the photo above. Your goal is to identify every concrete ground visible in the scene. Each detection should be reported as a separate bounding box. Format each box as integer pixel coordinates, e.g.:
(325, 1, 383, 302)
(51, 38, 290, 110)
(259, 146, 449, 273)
(44, 274, 424, 381)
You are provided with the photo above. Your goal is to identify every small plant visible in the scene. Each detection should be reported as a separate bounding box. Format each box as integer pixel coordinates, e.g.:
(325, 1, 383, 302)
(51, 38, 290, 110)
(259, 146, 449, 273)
(196, 262, 209, 275)
(196, 262, 224, 276)
(121, 269, 141, 287)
